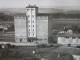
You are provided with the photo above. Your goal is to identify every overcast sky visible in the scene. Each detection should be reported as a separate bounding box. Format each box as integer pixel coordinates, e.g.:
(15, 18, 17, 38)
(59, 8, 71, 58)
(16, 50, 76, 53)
(0, 0, 80, 8)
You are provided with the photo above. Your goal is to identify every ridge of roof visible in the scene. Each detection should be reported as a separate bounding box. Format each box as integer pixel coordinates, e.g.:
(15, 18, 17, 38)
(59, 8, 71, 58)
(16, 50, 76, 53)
(58, 33, 80, 37)
(14, 13, 26, 16)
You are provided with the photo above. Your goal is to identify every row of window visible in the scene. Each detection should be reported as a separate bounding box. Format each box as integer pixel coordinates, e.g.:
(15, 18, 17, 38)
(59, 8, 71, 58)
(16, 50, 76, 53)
(27, 9, 34, 11)
(28, 29, 34, 32)
(28, 20, 34, 23)
(28, 33, 35, 36)
(28, 25, 34, 27)
(28, 15, 34, 18)
(64, 37, 80, 39)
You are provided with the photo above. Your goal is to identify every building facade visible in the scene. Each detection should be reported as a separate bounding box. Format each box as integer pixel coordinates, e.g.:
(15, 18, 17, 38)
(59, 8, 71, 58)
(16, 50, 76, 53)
(14, 5, 53, 44)
(58, 33, 80, 45)
(14, 14, 27, 43)
(36, 14, 53, 44)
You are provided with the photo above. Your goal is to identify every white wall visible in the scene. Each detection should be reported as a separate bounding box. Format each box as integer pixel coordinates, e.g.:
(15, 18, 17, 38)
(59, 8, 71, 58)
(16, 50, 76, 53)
(37, 17, 48, 44)
(58, 37, 80, 45)
(58, 37, 65, 44)
(73, 55, 80, 60)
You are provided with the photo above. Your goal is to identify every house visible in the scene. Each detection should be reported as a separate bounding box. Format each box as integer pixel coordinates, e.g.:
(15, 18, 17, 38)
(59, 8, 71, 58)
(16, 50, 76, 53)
(58, 33, 80, 45)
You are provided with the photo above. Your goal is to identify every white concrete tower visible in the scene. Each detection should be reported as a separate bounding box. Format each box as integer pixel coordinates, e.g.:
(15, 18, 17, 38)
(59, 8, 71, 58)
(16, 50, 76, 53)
(26, 5, 38, 41)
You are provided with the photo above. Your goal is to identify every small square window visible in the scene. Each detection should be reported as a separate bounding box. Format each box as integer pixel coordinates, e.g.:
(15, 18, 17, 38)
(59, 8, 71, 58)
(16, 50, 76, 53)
(20, 39, 22, 42)
(31, 9, 34, 11)
(65, 37, 69, 38)
(33, 29, 34, 32)
(33, 25, 34, 27)
(33, 33, 34, 36)
(28, 15, 29, 17)
(28, 33, 30, 36)
(27, 9, 29, 11)
(33, 21, 34, 23)
(29, 29, 30, 31)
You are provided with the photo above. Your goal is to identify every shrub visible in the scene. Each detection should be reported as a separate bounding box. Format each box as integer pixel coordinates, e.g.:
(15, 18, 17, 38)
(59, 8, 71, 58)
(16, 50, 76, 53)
(6, 44, 12, 48)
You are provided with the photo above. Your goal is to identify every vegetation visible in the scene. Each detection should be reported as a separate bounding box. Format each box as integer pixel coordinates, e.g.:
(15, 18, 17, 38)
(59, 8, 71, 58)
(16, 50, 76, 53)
(52, 13, 80, 18)
(0, 13, 14, 21)
(64, 25, 80, 33)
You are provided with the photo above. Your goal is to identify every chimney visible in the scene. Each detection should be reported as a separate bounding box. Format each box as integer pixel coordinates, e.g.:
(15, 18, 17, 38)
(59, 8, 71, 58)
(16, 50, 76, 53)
(34, 4, 36, 7)
(29, 4, 30, 6)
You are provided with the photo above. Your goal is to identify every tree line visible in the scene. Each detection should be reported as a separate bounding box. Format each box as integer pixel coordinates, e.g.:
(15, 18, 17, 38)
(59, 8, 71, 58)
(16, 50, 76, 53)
(0, 13, 14, 21)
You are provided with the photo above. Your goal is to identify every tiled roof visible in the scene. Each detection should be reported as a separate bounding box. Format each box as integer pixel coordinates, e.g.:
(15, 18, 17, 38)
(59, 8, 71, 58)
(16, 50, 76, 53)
(14, 13, 26, 16)
(26, 5, 38, 8)
(38, 13, 52, 16)
(13, 8, 80, 18)
(58, 33, 80, 37)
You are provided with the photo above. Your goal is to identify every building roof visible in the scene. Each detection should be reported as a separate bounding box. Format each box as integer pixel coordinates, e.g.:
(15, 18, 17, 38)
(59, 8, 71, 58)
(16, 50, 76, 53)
(38, 13, 52, 16)
(38, 8, 80, 14)
(58, 33, 80, 37)
(14, 12, 80, 18)
(13, 7, 80, 18)
(14, 13, 51, 16)
(14, 13, 26, 16)
(51, 13, 80, 18)
(27, 37, 37, 40)
(26, 5, 38, 8)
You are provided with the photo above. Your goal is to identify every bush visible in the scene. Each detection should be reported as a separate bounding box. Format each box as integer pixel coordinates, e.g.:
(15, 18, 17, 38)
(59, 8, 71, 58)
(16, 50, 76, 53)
(68, 44, 71, 47)
(36, 44, 47, 48)
(76, 46, 80, 48)
(11, 45, 16, 48)
(6, 44, 12, 48)
(0, 44, 2, 49)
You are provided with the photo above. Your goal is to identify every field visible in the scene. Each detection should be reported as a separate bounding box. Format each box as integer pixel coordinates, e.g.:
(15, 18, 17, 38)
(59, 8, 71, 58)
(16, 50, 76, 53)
(0, 46, 56, 59)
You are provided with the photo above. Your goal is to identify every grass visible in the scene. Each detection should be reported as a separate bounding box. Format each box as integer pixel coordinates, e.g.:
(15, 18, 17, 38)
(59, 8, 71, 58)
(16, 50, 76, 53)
(0, 46, 56, 58)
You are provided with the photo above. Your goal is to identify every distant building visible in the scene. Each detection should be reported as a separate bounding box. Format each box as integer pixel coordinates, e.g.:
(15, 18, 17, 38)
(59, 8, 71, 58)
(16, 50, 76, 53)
(14, 5, 80, 44)
(58, 33, 80, 45)
(14, 5, 53, 44)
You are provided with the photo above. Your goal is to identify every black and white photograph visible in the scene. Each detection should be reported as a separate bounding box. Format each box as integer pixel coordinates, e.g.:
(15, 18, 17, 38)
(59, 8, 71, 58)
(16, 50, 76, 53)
(0, 0, 80, 60)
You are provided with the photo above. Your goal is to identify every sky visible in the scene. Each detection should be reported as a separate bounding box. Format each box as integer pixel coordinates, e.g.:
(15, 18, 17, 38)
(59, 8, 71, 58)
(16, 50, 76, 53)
(0, 0, 80, 8)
